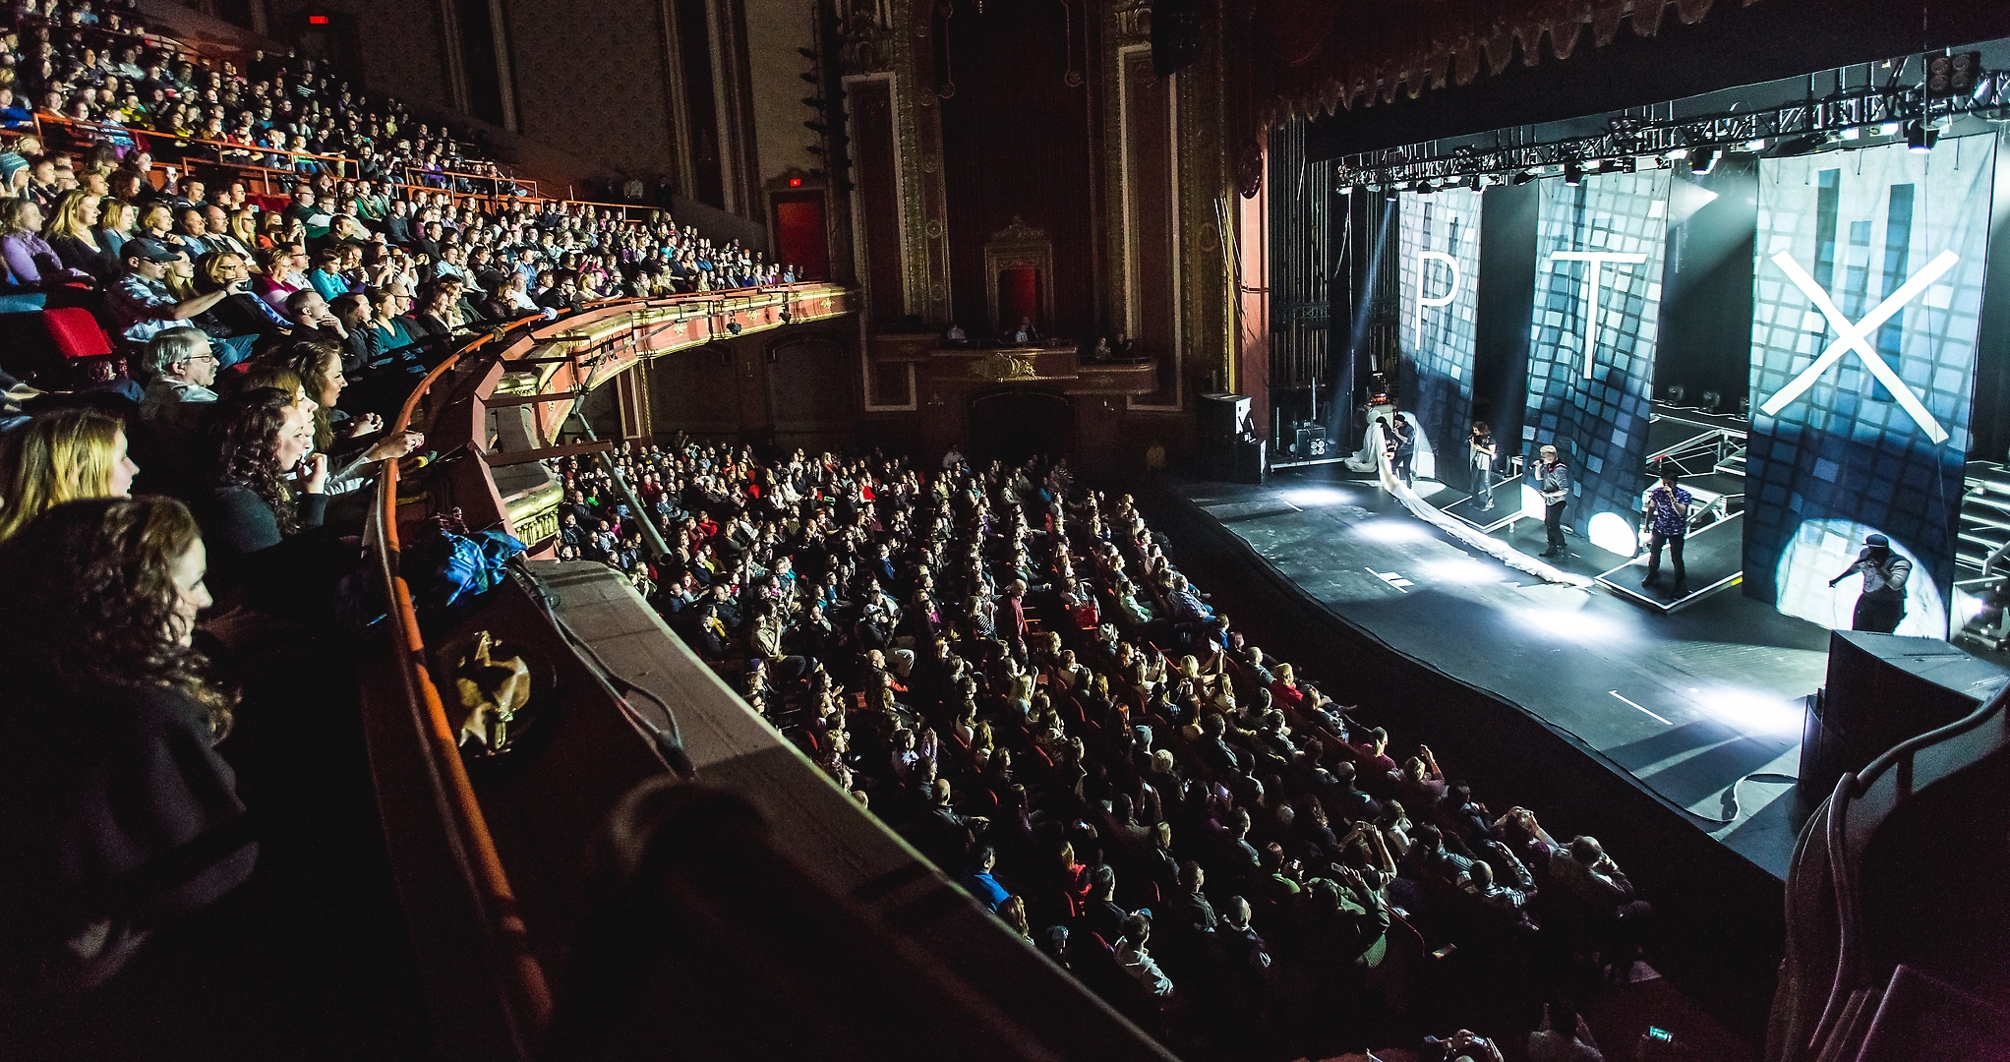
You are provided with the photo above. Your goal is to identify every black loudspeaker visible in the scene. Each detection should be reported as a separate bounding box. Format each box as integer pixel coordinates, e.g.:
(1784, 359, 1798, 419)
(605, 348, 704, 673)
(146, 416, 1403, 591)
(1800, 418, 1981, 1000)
(1198, 392, 1251, 446)
(1800, 632, 2009, 798)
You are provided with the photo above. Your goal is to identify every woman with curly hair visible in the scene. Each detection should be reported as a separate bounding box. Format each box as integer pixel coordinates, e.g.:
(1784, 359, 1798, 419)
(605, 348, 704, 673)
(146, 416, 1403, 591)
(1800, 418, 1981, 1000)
(0, 406, 140, 543)
(193, 386, 327, 599)
(0, 496, 254, 996)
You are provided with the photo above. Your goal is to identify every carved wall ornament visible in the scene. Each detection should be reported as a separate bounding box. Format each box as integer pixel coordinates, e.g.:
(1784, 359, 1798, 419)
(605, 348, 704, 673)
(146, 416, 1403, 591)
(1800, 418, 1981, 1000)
(1112, 0, 1151, 44)
(840, 12, 893, 74)
(970, 350, 1040, 381)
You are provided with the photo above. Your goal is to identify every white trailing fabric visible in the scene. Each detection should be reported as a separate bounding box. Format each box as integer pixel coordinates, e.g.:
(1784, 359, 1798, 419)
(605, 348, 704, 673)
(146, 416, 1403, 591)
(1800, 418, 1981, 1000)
(1367, 420, 1593, 588)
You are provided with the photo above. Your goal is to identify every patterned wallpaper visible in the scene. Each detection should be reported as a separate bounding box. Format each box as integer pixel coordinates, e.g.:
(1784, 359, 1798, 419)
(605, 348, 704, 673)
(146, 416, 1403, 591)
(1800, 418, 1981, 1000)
(500, 0, 679, 179)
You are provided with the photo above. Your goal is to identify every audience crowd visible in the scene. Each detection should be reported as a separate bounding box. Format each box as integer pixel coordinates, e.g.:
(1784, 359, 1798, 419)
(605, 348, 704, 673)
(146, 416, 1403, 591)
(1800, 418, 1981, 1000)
(552, 443, 1657, 1059)
(0, 5, 1663, 1057)
(0, 0, 796, 405)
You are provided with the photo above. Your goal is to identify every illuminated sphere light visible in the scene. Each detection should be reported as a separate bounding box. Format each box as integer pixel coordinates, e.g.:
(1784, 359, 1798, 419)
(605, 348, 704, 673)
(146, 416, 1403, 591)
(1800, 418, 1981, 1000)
(1587, 511, 1639, 557)
(1519, 482, 1548, 521)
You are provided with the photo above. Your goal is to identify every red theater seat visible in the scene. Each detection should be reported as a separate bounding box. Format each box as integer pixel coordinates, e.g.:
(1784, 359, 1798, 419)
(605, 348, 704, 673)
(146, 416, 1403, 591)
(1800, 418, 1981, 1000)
(44, 307, 112, 360)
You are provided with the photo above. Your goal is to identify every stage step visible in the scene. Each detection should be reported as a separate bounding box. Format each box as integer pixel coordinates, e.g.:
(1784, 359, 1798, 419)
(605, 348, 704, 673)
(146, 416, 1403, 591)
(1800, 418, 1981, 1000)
(1713, 451, 1746, 478)
(1956, 463, 2010, 575)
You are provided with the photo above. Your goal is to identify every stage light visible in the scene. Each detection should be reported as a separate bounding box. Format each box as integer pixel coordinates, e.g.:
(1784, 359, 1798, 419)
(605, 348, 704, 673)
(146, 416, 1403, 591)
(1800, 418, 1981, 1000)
(1701, 390, 1722, 412)
(1744, 138, 1768, 151)
(1610, 156, 1637, 174)
(1467, 174, 1482, 192)
(1687, 147, 1717, 175)
(1412, 179, 1433, 194)
(1356, 519, 1433, 544)
(1878, 121, 1900, 135)
(1587, 512, 1639, 557)
(1280, 486, 1357, 508)
(1421, 556, 1503, 584)
(1383, 185, 1398, 201)
(1563, 160, 1583, 186)
(1666, 384, 1686, 403)
(1906, 120, 1938, 152)
(1691, 685, 1806, 736)
(1512, 604, 1634, 646)
(1840, 127, 1862, 141)
(1511, 170, 1534, 185)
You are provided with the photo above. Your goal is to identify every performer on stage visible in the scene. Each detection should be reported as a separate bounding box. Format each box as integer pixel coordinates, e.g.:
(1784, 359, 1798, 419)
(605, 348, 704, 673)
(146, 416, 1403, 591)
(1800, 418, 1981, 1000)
(1828, 533, 1911, 633)
(1468, 421, 1497, 511)
(1386, 415, 1417, 488)
(1640, 469, 1691, 595)
(1535, 444, 1570, 558)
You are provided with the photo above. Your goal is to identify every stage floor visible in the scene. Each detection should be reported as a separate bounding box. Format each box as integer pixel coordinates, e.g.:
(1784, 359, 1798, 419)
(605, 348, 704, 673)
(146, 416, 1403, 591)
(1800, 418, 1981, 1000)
(1173, 465, 1832, 879)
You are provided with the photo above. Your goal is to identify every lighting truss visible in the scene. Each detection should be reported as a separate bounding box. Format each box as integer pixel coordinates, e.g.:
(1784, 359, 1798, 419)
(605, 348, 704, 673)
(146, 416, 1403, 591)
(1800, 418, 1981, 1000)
(1332, 69, 2010, 191)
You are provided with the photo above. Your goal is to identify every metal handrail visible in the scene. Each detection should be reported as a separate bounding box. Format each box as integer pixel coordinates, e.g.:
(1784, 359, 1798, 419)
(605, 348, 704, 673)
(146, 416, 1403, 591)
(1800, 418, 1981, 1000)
(373, 332, 552, 1049)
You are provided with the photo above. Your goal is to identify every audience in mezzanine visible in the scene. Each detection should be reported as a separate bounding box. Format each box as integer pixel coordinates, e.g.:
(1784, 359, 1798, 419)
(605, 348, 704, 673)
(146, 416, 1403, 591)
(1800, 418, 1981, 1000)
(0, 2, 1677, 1056)
(549, 441, 1657, 1058)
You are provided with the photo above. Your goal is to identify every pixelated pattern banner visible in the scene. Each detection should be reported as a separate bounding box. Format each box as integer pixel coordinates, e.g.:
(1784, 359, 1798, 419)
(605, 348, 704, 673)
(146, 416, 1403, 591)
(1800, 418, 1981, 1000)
(1397, 188, 1484, 485)
(1521, 169, 1672, 537)
(1743, 136, 1994, 636)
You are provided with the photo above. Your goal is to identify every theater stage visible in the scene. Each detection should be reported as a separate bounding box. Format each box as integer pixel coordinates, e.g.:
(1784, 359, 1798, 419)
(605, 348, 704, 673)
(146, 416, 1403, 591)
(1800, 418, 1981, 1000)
(1165, 464, 1832, 881)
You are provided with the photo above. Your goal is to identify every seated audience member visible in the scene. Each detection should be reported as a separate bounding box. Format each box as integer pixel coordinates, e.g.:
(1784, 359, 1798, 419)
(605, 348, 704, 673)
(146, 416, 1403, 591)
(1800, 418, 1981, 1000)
(0, 197, 89, 289)
(0, 407, 140, 543)
(962, 843, 1011, 913)
(404, 283, 457, 344)
(193, 386, 328, 598)
(283, 288, 349, 342)
(536, 268, 582, 312)
(271, 339, 423, 495)
(193, 250, 292, 345)
(364, 287, 420, 368)
(108, 240, 257, 367)
(45, 190, 115, 280)
(138, 327, 220, 421)
(329, 293, 376, 373)
(255, 243, 311, 310)
(1115, 911, 1176, 1004)
(306, 245, 352, 302)
(96, 197, 138, 262)
(0, 497, 255, 995)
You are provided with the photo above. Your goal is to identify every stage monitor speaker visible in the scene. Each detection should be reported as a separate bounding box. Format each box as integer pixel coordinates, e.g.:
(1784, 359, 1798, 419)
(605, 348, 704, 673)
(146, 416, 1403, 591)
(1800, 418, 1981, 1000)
(1799, 632, 2009, 798)
(1198, 392, 1250, 446)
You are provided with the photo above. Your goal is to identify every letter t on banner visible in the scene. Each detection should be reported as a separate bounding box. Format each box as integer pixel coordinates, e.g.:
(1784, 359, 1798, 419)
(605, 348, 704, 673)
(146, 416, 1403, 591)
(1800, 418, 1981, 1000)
(1548, 251, 1649, 377)
(1414, 251, 1460, 341)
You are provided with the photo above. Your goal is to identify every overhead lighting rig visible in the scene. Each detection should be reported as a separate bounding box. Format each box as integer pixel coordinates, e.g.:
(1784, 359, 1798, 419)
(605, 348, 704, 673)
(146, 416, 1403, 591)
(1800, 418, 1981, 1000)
(1331, 58, 2010, 191)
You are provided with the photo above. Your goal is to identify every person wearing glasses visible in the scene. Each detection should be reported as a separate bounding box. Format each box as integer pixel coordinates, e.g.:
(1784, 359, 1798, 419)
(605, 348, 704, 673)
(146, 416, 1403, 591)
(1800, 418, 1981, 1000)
(137, 327, 220, 419)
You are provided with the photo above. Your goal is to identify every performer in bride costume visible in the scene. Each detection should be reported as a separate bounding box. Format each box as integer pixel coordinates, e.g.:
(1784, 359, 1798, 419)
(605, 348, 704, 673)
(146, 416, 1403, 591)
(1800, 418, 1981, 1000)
(1344, 400, 1435, 481)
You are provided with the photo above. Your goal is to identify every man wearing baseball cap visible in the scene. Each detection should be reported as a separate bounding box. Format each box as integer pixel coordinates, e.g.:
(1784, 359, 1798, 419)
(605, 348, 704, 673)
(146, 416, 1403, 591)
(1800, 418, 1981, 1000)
(1534, 443, 1572, 558)
(1828, 533, 1911, 633)
(105, 237, 256, 367)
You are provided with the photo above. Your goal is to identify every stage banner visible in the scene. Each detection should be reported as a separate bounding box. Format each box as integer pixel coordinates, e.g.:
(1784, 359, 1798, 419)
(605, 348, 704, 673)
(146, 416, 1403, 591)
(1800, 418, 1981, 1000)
(1744, 135, 1995, 637)
(1397, 188, 1484, 486)
(1521, 169, 1672, 538)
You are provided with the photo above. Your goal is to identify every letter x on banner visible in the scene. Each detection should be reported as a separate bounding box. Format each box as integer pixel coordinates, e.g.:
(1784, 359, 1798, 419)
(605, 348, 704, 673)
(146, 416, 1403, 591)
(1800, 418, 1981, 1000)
(1757, 248, 1957, 444)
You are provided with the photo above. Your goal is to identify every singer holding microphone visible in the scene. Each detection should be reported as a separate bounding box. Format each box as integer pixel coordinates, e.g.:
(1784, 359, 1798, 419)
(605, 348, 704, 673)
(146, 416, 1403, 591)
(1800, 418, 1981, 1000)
(1828, 533, 1911, 634)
